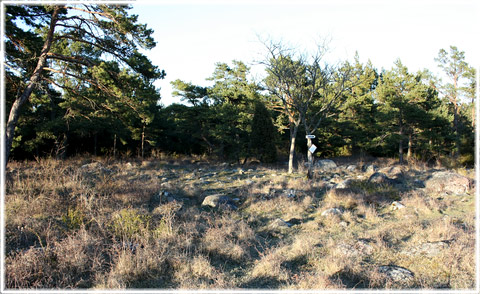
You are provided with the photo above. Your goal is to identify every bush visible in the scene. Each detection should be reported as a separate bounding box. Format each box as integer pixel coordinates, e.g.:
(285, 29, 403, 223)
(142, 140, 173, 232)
(109, 209, 151, 241)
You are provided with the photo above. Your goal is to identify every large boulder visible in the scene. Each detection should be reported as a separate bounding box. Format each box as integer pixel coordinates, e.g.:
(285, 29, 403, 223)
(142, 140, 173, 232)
(425, 171, 473, 195)
(315, 159, 337, 171)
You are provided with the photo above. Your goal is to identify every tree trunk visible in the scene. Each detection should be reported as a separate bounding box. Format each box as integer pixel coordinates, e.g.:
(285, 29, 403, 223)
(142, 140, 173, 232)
(398, 125, 404, 165)
(306, 137, 314, 179)
(453, 103, 460, 158)
(113, 134, 117, 158)
(407, 133, 412, 160)
(4, 6, 62, 166)
(93, 133, 98, 156)
(472, 98, 475, 128)
(141, 124, 145, 159)
(288, 124, 299, 174)
(452, 77, 460, 158)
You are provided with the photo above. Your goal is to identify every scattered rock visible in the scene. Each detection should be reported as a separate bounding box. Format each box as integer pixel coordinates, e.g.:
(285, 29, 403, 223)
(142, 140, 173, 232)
(346, 165, 358, 172)
(202, 194, 237, 210)
(402, 241, 450, 257)
(336, 179, 353, 189)
(368, 172, 397, 185)
(81, 162, 103, 170)
(315, 159, 337, 171)
(321, 207, 343, 217)
(425, 171, 473, 195)
(362, 164, 378, 173)
(269, 218, 292, 230)
(81, 162, 112, 174)
(379, 165, 404, 178)
(337, 239, 374, 257)
(377, 265, 414, 282)
(285, 189, 296, 198)
(390, 201, 406, 211)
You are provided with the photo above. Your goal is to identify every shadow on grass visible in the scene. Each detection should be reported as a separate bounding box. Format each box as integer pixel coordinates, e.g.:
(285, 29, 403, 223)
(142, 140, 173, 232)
(329, 268, 370, 289)
(238, 276, 284, 289)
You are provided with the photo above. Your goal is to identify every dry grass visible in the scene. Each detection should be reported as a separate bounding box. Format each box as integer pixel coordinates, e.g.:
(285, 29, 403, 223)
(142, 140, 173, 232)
(4, 156, 476, 290)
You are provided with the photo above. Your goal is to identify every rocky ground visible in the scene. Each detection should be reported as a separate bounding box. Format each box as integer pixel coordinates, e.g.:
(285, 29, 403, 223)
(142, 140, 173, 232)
(4, 156, 476, 290)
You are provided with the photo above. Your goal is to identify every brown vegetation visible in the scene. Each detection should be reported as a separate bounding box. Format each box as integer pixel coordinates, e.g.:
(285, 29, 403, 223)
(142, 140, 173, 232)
(4, 156, 476, 290)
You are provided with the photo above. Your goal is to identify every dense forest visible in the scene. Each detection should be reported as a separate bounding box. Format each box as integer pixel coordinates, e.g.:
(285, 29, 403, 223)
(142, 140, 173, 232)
(5, 4, 476, 168)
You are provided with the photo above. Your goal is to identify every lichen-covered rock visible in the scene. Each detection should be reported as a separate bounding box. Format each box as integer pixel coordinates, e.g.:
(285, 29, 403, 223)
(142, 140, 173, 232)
(202, 194, 237, 210)
(362, 164, 378, 173)
(368, 172, 394, 185)
(337, 238, 374, 257)
(269, 218, 292, 230)
(378, 265, 414, 282)
(321, 207, 343, 217)
(346, 165, 358, 172)
(80, 162, 112, 174)
(379, 165, 405, 178)
(425, 171, 473, 195)
(336, 179, 353, 189)
(315, 159, 337, 170)
(402, 241, 450, 257)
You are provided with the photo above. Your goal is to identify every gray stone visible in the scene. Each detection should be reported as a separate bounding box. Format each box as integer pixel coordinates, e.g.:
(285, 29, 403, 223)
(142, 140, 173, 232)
(346, 165, 358, 172)
(338, 239, 374, 256)
(390, 201, 406, 211)
(362, 164, 378, 173)
(81, 162, 103, 169)
(81, 162, 112, 174)
(315, 159, 337, 170)
(286, 189, 296, 198)
(336, 179, 353, 189)
(378, 265, 414, 282)
(425, 171, 473, 195)
(321, 207, 343, 217)
(379, 165, 405, 178)
(269, 218, 292, 230)
(202, 194, 237, 210)
(402, 241, 450, 257)
(368, 172, 397, 185)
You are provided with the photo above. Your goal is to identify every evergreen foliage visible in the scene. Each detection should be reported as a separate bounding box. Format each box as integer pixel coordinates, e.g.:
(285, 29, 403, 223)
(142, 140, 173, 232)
(3, 5, 475, 168)
(250, 102, 277, 163)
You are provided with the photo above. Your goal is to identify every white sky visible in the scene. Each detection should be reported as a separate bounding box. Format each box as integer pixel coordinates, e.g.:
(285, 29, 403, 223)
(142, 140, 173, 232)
(131, 0, 479, 106)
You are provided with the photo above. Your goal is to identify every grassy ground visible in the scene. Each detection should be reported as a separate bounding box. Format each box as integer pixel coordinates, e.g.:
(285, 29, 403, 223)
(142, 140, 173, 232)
(4, 156, 476, 290)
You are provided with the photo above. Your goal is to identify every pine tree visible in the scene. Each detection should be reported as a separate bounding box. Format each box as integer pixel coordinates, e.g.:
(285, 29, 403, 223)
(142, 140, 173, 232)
(250, 102, 277, 163)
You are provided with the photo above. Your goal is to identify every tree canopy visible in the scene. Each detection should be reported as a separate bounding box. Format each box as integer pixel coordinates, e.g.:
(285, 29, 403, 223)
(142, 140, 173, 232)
(3, 5, 475, 169)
